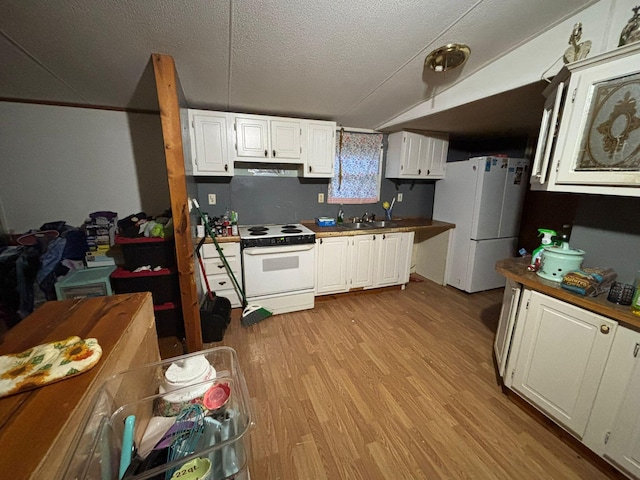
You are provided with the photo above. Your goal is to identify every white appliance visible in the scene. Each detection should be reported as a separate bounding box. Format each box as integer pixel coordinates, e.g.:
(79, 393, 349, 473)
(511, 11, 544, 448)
(239, 224, 316, 315)
(433, 156, 529, 293)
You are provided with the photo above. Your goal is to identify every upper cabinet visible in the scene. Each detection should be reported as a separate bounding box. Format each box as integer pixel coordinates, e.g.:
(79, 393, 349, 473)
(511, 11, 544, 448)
(235, 115, 302, 163)
(188, 110, 235, 176)
(531, 42, 640, 196)
(303, 121, 336, 178)
(385, 131, 448, 179)
(188, 109, 336, 177)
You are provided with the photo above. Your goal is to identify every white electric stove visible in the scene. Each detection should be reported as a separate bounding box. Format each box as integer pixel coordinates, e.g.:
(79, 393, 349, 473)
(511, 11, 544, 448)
(238, 224, 316, 315)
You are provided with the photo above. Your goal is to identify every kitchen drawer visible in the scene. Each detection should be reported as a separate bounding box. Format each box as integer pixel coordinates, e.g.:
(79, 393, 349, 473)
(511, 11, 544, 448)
(201, 242, 240, 259)
(202, 256, 241, 276)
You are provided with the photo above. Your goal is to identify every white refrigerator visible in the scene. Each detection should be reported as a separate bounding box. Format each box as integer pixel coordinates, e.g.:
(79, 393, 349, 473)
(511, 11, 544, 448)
(433, 156, 529, 293)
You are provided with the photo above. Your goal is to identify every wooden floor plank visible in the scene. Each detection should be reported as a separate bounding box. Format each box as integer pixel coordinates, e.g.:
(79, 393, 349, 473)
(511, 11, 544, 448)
(217, 278, 622, 479)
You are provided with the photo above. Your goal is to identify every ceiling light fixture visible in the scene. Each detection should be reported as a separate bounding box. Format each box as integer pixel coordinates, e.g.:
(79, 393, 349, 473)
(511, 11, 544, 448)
(425, 43, 471, 72)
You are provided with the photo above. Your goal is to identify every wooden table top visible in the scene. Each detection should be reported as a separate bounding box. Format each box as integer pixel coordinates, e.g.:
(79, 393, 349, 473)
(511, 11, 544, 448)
(496, 257, 640, 331)
(0, 292, 159, 479)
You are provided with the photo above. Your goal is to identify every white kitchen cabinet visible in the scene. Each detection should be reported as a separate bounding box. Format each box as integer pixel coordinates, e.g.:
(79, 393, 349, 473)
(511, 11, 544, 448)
(385, 131, 448, 179)
(374, 232, 414, 287)
(507, 290, 617, 438)
(316, 232, 414, 295)
(604, 340, 640, 479)
(315, 237, 350, 295)
(234, 114, 302, 163)
(494, 278, 522, 384)
(198, 242, 243, 307)
(351, 234, 376, 289)
(303, 121, 336, 177)
(531, 41, 640, 197)
(188, 110, 234, 176)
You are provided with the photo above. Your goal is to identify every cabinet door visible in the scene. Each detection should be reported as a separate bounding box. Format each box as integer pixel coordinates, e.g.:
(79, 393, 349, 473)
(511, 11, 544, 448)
(511, 290, 617, 437)
(604, 342, 640, 478)
(351, 235, 376, 289)
(235, 116, 269, 159)
(402, 133, 421, 176)
(397, 231, 414, 284)
(530, 79, 566, 188)
(495, 278, 522, 382)
(270, 119, 302, 161)
(421, 136, 447, 178)
(305, 122, 336, 177)
(190, 112, 232, 175)
(316, 237, 350, 295)
(375, 233, 402, 287)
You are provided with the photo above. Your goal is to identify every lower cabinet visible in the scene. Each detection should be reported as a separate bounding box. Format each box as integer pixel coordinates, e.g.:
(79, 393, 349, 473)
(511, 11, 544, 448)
(198, 242, 243, 307)
(507, 290, 617, 438)
(315, 232, 412, 295)
(498, 285, 640, 478)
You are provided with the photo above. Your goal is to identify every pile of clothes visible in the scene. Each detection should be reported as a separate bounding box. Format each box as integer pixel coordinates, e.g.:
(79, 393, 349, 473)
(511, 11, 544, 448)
(0, 221, 88, 327)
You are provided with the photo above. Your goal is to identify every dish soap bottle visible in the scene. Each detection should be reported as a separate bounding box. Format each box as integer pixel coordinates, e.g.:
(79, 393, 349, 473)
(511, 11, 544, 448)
(337, 205, 344, 224)
(528, 228, 556, 272)
(631, 270, 640, 316)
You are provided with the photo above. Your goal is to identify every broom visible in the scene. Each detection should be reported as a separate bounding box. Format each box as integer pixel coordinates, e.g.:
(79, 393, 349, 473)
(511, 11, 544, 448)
(190, 199, 272, 326)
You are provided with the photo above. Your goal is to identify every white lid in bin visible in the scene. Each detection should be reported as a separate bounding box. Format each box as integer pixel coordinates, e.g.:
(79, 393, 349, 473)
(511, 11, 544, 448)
(160, 355, 215, 402)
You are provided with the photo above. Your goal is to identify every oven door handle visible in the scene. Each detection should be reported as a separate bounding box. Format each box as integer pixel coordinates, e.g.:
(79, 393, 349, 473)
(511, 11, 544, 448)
(243, 244, 315, 255)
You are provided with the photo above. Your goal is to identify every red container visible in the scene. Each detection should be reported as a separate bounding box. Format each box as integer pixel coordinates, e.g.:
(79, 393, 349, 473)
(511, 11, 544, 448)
(115, 235, 176, 271)
(110, 267, 179, 305)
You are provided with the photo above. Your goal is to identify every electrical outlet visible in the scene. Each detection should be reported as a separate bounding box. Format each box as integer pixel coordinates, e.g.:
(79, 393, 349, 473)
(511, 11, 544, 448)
(318, 193, 325, 203)
(397, 193, 403, 202)
(208, 194, 217, 205)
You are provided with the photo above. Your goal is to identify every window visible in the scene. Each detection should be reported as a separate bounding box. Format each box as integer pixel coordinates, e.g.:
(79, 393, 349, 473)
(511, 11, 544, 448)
(328, 131, 383, 204)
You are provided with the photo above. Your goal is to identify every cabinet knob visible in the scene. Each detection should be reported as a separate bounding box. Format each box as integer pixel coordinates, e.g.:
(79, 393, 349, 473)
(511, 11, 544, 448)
(319, 238, 323, 244)
(600, 325, 610, 334)
(224, 164, 228, 171)
(309, 166, 312, 172)
(217, 264, 225, 269)
(264, 149, 268, 157)
(427, 169, 430, 175)
(383, 234, 386, 239)
(218, 281, 227, 286)
(418, 169, 421, 175)
(273, 150, 276, 157)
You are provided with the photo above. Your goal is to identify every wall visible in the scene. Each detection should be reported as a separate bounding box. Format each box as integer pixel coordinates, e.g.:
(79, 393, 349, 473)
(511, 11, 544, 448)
(0, 102, 170, 232)
(570, 196, 640, 284)
(195, 135, 435, 225)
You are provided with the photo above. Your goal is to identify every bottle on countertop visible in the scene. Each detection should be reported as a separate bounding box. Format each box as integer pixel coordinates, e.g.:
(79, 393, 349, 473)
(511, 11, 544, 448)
(631, 270, 640, 316)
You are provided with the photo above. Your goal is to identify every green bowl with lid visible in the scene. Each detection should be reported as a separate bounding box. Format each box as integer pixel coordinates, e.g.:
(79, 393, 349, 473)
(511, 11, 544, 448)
(537, 243, 585, 282)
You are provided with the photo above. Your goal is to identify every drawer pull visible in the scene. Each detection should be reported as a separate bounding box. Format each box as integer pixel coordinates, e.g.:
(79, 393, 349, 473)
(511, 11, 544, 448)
(600, 325, 610, 334)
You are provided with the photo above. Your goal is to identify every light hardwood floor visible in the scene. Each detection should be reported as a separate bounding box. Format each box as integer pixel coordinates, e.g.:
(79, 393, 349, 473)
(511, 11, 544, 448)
(217, 278, 622, 479)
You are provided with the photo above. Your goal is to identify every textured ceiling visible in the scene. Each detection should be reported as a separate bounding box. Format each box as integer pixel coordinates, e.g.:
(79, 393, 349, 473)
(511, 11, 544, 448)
(0, 0, 596, 134)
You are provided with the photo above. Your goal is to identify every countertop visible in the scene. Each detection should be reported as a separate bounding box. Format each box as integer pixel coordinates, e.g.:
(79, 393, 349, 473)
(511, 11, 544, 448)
(303, 217, 455, 239)
(0, 292, 160, 479)
(196, 218, 455, 243)
(496, 257, 640, 331)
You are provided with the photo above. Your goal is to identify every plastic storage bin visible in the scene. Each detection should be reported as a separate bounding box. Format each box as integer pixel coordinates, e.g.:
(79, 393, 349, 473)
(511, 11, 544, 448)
(111, 267, 179, 305)
(154, 302, 185, 339)
(55, 265, 116, 300)
(59, 346, 253, 480)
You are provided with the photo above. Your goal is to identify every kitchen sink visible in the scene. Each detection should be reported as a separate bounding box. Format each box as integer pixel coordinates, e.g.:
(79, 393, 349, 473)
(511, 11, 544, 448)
(339, 222, 371, 229)
(369, 221, 398, 228)
(339, 221, 399, 230)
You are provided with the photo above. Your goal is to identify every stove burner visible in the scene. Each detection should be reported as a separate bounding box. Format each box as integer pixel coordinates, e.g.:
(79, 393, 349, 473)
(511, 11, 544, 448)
(248, 226, 268, 232)
(250, 231, 267, 236)
(281, 228, 302, 234)
(282, 225, 298, 229)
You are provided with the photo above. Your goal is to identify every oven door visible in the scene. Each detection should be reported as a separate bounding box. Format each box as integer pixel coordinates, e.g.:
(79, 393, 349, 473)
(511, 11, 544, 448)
(242, 243, 316, 298)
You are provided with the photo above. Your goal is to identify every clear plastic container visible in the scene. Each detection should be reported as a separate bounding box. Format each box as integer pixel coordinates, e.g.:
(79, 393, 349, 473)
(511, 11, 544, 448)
(58, 347, 253, 480)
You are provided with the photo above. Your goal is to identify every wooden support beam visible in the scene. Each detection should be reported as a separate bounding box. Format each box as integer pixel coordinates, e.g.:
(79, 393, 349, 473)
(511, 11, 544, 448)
(152, 54, 202, 352)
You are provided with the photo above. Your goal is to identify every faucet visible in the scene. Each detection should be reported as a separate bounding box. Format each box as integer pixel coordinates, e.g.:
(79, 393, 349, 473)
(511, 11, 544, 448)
(362, 212, 370, 222)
